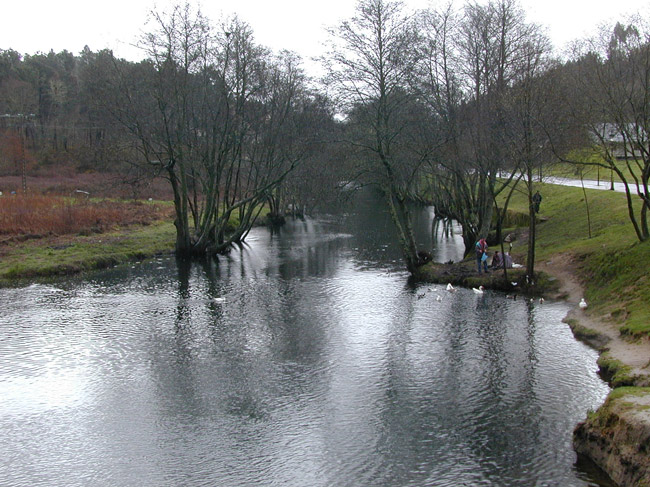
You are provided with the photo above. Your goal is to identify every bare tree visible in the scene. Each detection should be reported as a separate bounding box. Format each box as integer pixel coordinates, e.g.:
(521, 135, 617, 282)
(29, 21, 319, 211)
(420, 0, 547, 259)
(324, 0, 427, 273)
(93, 3, 316, 255)
(503, 26, 555, 279)
(565, 18, 650, 242)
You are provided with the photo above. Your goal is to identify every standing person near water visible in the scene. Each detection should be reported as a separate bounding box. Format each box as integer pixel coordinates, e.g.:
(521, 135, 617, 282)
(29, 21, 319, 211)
(475, 237, 489, 274)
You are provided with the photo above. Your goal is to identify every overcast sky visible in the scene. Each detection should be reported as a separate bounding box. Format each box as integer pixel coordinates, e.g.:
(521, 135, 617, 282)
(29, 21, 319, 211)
(2, 0, 649, 69)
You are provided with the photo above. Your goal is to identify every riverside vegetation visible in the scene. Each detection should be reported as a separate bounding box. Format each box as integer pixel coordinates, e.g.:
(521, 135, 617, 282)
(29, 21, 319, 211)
(1, 183, 648, 338)
(2, 0, 650, 483)
(2, 183, 647, 338)
(0, 194, 177, 286)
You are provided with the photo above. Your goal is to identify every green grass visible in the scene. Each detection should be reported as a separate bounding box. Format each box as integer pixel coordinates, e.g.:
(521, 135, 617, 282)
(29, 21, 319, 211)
(543, 148, 644, 187)
(0, 221, 176, 286)
(585, 386, 650, 425)
(504, 182, 650, 337)
(547, 161, 619, 184)
(606, 386, 650, 402)
(597, 353, 638, 388)
(544, 148, 645, 185)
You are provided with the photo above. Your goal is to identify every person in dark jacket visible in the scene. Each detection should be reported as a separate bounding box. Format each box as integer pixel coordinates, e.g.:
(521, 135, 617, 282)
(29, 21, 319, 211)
(532, 191, 542, 213)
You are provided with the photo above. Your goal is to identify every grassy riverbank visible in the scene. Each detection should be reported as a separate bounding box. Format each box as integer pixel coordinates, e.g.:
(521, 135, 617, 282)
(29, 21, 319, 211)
(0, 195, 274, 287)
(415, 180, 650, 484)
(417, 181, 649, 334)
(0, 195, 177, 287)
(505, 182, 649, 338)
(0, 220, 177, 287)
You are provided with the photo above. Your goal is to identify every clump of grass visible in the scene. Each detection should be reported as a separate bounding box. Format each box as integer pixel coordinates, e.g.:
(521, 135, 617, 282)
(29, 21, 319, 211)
(563, 318, 610, 350)
(597, 353, 639, 387)
(583, 386, 650, 425)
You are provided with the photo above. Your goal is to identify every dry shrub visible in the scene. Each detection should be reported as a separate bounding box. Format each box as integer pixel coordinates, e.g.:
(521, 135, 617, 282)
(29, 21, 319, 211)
(0, 174, 174, 200)
(0, 195, 171, 236)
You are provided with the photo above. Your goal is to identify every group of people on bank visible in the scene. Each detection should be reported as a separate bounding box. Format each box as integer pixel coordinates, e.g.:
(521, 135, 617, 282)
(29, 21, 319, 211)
(475, 237, 514, 274)
(474, 191, 541, 274)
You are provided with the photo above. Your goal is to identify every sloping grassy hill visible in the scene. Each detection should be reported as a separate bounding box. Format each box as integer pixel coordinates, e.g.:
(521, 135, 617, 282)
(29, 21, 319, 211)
(506, 182, 650, 337)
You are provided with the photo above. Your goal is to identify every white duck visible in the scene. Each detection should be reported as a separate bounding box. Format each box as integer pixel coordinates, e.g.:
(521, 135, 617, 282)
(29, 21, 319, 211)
(472, 286, 485, 294)
(446, 283, 456, 292)
(579, 298, 588, 309)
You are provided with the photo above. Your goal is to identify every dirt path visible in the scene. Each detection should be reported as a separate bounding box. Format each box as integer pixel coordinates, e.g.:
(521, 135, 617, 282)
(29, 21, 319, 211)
(537, 254, 650, 384)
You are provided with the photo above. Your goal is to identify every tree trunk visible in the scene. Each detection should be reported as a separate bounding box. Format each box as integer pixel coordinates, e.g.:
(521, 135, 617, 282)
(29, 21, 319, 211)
(383, 186, 419, 273)
(526, 196, 536, 280)
(168, 167, 192, 254)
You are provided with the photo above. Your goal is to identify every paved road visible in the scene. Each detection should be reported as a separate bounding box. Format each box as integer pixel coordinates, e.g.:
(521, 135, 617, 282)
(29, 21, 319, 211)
(544, 176, 643, 195)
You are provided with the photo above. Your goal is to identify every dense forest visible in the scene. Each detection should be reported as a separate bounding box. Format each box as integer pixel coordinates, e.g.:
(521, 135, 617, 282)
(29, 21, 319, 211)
(0, 0, 648, 270)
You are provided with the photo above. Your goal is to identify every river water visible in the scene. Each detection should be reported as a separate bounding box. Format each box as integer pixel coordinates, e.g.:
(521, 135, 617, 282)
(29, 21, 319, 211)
(0, 191, 613, 486)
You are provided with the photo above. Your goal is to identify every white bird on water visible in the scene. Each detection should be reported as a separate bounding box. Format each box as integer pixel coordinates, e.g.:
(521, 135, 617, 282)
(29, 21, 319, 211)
(472, 286, 485, 294)
(579, 298, 588, 309)
(446, 283, 456, 292)
(213, 297, 226, 304)
(435, 294, 443, 302)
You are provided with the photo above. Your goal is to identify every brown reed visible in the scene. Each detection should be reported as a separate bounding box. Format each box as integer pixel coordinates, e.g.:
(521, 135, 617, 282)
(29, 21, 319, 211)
(0, 194, 170, 236)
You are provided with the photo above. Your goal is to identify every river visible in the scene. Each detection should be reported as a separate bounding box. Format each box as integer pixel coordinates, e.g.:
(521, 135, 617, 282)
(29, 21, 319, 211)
(0, 190, 614, 486)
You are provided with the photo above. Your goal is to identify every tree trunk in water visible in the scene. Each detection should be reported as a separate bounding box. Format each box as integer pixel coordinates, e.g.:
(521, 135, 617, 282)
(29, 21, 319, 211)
(169, 168, 192, 255)
(383, 187, 419, 274)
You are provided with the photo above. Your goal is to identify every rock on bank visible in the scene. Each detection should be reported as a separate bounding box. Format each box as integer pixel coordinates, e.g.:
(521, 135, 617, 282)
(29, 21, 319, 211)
(574, 388, 650, 487)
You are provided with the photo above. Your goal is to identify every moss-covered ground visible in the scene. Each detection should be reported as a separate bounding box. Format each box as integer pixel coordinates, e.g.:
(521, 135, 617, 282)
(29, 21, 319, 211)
(0, 220, 176, 287)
